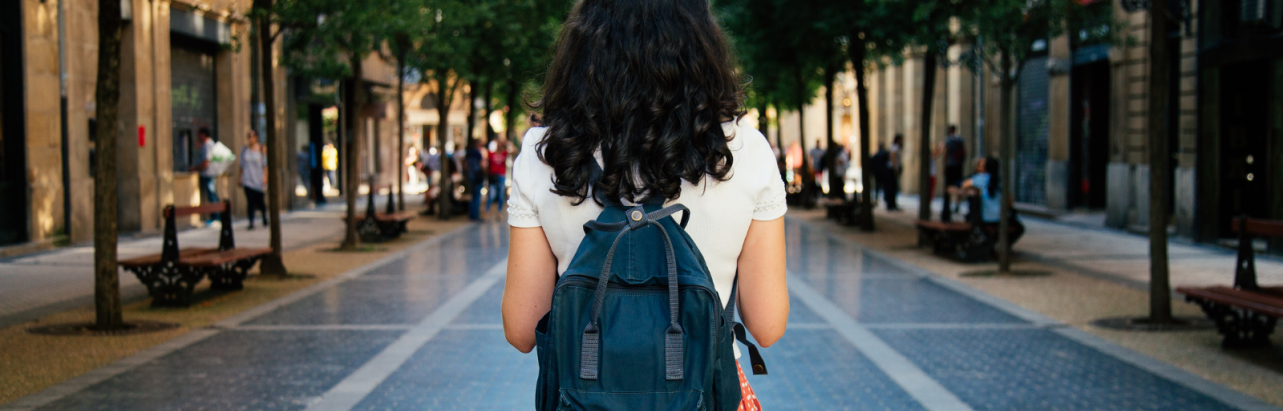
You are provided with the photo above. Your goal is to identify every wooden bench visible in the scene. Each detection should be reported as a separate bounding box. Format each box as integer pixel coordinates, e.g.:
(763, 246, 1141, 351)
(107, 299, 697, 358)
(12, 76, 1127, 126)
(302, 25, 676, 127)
(915, 195, 1025, 262)
(344, 178, 416, 243)
(1177, 216, 1283, 348)
(822, 197, 860, 226)
(118, 201, 271, 306)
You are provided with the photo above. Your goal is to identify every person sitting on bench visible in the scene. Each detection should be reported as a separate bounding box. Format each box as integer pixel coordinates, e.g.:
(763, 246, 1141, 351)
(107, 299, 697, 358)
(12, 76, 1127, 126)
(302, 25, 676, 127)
(949, 156, 1001, 225)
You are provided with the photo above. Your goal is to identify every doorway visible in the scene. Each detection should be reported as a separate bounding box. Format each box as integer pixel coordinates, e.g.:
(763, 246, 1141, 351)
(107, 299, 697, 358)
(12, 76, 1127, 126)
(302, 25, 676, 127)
(1069, 60, 1110, 210)
(0, 1, 29, 246)
(1217, 60, 1275, 236)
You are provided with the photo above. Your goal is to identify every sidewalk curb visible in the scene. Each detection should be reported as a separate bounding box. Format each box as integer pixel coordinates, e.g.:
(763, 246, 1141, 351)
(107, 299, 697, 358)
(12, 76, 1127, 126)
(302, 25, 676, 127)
(787, 215, 1282, 411)
(0, 222, 475, 411)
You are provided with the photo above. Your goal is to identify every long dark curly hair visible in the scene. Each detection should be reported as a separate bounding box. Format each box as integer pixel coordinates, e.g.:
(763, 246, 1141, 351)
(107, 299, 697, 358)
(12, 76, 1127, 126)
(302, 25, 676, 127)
(530, 0, 746, 205)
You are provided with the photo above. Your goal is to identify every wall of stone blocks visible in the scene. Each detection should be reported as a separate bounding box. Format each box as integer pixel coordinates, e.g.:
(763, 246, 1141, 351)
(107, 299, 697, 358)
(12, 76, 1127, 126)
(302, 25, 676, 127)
(22, 0, 65, 242)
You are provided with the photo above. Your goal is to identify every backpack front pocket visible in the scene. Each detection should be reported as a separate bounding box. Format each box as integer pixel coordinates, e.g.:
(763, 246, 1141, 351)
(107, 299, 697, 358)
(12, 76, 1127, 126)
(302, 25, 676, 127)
(556, 389, 706, 411)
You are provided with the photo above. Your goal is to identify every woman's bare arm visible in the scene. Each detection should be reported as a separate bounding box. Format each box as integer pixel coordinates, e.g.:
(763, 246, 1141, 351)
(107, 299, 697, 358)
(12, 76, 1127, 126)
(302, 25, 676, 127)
(502, 226, 559, 353)
(736, 217, 788, 347)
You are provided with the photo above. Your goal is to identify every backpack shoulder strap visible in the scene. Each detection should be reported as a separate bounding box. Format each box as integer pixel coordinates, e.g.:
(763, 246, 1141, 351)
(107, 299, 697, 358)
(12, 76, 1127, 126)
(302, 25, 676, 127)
(724, 276, 768, 375)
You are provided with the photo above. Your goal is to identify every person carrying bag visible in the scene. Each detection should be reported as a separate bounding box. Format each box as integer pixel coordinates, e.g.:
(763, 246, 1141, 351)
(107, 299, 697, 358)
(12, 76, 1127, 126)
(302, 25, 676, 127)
(502, 1, 789, 409)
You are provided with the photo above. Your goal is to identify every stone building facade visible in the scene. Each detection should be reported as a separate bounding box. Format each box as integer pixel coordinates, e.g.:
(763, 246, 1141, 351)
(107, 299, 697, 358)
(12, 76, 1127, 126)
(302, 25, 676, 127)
(4, 0, 407, 250)
(855, 0, 1283, 247)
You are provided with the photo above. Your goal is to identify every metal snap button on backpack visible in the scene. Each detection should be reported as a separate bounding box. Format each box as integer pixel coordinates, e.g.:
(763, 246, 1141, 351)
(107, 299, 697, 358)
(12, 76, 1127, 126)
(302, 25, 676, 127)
(630, 210, 643, 221)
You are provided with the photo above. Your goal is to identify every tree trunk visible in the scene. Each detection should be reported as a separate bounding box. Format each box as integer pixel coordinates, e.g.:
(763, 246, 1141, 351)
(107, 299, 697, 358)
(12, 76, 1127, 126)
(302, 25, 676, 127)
(756, 99, 769, 138)
(93, 0, 124, 331)
(795, 67, 814, 207)
(997, 55, 1016, 273)
(256, 0, 287, 275)
(775, 104, 784, 160)
(824, 66, 839, 200)
(918, 46, 938, 222)
(850, 37, 875, 231)
(484, 80, 495, 142)
(465, 80, 476, 147)
(397, 57, 406, 211)
(341, 63, 364, 249)
(249, 21, 262, 139)
(1147, 0, 1173, 323)
(506, 78, 518, 144)
(436, 73, 454, 219)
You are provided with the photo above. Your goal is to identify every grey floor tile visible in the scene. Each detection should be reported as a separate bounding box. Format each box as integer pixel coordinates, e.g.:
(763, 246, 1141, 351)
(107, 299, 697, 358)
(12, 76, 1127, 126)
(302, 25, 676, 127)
(872, 328, 1239, 411)
(36, 330, 403, 411)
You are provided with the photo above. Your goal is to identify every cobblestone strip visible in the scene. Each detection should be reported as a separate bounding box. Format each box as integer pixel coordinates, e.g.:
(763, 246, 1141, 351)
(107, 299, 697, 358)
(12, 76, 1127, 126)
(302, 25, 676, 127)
(787, 276, 975, 411)
(0, 329, 220, 411)
(303, 260, 508, 411)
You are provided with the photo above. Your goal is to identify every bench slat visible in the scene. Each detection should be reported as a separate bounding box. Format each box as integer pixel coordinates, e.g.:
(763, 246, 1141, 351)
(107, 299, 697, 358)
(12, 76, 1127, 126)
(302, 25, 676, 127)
(1232, 218, 1283, 238)
(118, 248, 217, 267)
(916, 221, 971, 232)
(1200, 286, 1283, 308)
(182, 248, 274, 267)
(170, 202, 229, 218)
(344, 212, 416, 223)
(1177, 286, 1283, 318)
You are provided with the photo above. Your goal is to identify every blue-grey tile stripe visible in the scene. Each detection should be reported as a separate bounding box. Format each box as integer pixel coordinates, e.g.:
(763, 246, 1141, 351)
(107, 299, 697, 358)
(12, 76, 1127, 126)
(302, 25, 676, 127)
(303, 259, 507, 411)
(0, 224, 475, 411)
(788, 215, 1282, 411)
(788, 275, 975, 411)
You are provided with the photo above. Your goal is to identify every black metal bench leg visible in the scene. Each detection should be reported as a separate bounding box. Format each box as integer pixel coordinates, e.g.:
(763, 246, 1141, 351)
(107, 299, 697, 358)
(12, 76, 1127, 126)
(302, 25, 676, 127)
(209, 259, 258, 291)
(1191, 298, 1277, 348)
(148, 263, 204, 307)
(358, 217, 383, 243)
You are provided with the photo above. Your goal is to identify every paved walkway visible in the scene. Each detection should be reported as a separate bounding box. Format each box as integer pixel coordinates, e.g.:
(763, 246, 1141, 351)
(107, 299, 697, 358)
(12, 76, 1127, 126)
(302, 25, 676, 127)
(3, 218, 1277, 411)
(0, 194, 413, 329)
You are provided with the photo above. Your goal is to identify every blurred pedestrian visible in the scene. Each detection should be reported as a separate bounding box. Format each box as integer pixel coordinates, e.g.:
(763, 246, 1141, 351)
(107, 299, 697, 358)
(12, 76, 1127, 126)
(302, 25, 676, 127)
(297, 145, 312, 199)
(239, 130, 268, 230)
(406, 146, 421, 185)
(190, 128, 221, 225)
(486, 140, 509, 215)
(321, 141, 338, 193)
(942, 125, 966, 221)
(949, 156, 1001, 225)
(886, 134, 903, 211)
(810, 139, 825, 201)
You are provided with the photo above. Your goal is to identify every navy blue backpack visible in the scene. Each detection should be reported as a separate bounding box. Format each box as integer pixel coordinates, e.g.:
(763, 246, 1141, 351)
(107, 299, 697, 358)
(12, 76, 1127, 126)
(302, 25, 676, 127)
(533, 199, 767, 410)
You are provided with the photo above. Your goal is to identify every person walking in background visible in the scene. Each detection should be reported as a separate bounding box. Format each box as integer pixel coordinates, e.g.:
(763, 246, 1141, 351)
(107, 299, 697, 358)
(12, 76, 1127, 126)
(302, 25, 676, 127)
(886, 134, 903, 211)
(464, 139, 487, 221)
(420, 146, 441, 215)
(239, 130, 268, 230)
(486, 140, 509, 217)
(832, 144, 850, 200)
(191, 128, 221, 225)
(405, 146, 421, 186)
(321, 141, 338, 193)
(297, 145, 312, 200)
(810, 139, 825, 201)
(942, 125, 966, 221)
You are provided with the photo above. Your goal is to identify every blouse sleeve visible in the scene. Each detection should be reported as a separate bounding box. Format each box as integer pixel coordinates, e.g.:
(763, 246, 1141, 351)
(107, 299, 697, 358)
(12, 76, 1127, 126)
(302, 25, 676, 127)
(507, 128, 545, 228)
(745, 128, 788, 221)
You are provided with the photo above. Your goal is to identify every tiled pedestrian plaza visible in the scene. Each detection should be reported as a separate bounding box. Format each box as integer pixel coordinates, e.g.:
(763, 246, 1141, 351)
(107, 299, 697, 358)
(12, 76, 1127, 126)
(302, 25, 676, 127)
(5, 219, 1276, 411)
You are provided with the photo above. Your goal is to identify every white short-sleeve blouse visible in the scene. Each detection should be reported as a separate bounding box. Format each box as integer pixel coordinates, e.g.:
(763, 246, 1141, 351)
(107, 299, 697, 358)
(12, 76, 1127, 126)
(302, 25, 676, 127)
(507, 120, 787, 310)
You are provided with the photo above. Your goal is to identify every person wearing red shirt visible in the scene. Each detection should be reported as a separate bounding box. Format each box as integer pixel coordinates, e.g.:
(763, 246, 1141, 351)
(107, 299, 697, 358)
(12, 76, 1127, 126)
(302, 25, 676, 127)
(486, 140, 510, 215)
